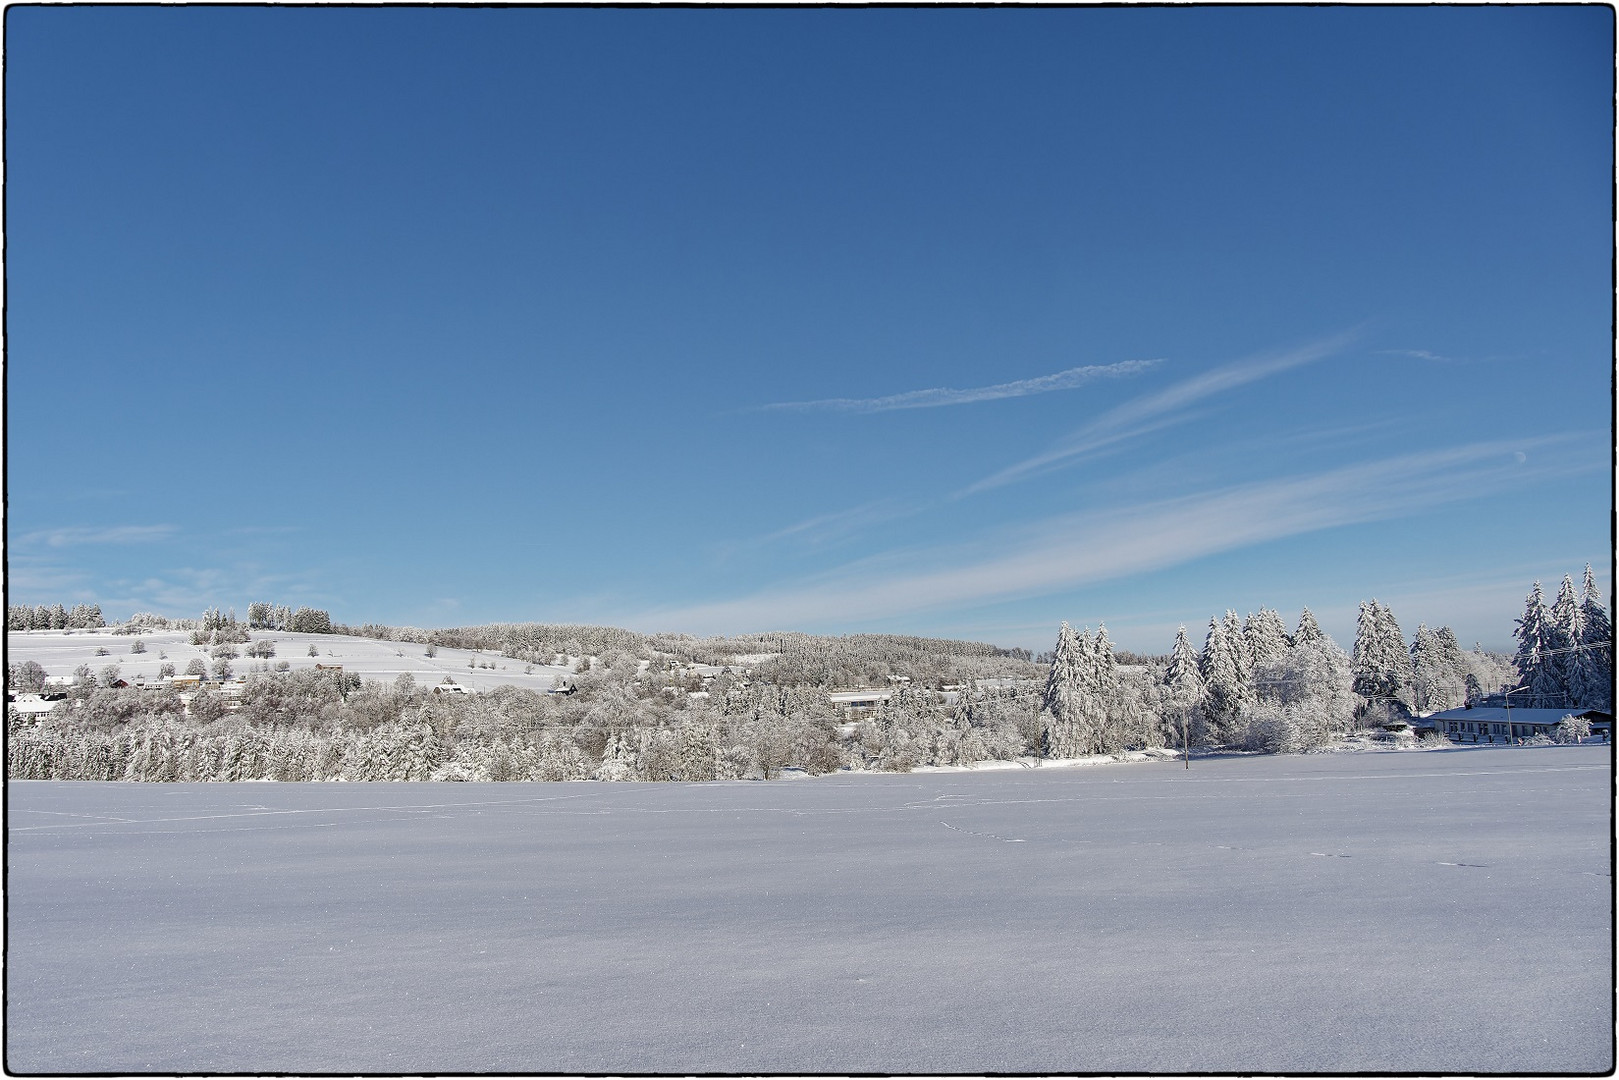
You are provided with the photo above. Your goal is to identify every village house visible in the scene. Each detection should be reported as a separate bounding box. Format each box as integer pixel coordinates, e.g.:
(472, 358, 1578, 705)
(1426, 706, 1612, 743)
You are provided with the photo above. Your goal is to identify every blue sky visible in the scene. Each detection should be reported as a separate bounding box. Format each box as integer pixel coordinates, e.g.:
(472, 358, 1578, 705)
(6, 6, 1612, 653)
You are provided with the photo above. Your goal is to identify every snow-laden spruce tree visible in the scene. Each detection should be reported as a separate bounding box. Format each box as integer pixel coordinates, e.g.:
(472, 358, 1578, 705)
(1410, 624, 1467, 713)
(1199, 614, 1252, 744)
(675, 712, 719, 781)
(1244, 608, 1291, 668)
(593, 731, 638, 781)
(1222, 610, 1253, 685)
(1041, 622, 1089, 758)
(1374, 601, 1413, 700)
(1546, 575, 1583, 704)
(1575, 564, 1613, 709)
(1293, 607, 1324, 648)
(1160, 625, 1204, 749)
(1513, 582, 1562, 708)
(1351, 600, 1411, 710)
(1351, 602, 1379, 694)
(1088, 623, 1146, 755)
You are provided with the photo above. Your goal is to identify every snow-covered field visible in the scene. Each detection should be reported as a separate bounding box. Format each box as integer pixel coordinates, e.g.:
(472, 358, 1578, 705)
(6, 746, 1610, 1073)
(6, 628, 577, 693)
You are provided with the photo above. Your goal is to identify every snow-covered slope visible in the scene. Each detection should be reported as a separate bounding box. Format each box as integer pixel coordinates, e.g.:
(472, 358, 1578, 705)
(6, 629, 577, 692)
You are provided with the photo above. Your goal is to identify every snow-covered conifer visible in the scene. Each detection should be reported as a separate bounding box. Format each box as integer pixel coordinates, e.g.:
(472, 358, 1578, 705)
(1373, 602, 1412, 699)
(676, 713, 718, 781)
(1199, 615, 1250, 743)
(1546, 575, 1582, 702)
(1160, 625, 1204, 747)
(1513, 582, 1561, 707)
(1165, 626, 1201, 694)
(1221, 611, 1252, 685)
(1408, 624, 1465, 713)
(1352, 600, 1411, 704)
(1041, 622, 1087, 758)
(1244, 608, 1291, 667)
(1087, 624, 1120, 696)
(1573, 564, 1613, 709)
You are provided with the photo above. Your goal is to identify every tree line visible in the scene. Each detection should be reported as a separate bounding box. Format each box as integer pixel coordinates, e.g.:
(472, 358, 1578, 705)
(1510, 567, 1612, 710)
(7, 604, 106, 631)
(7, 571, 1607, 783)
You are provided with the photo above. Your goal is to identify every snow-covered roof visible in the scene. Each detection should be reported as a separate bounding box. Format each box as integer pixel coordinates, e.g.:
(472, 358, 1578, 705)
(1427, 707, 1594, 724)
(828, 688, 894, 705)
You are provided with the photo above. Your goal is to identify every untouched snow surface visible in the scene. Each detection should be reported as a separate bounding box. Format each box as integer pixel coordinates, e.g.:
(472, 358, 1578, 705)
(6, 746, 1612, 1074)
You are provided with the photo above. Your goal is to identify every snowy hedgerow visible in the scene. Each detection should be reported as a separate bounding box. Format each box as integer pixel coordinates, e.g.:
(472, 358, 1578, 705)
(1232, 701, 1308, 755)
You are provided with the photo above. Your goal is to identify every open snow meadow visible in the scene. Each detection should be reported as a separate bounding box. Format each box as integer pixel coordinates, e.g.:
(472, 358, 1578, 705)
(6, 745, 1611, 1074)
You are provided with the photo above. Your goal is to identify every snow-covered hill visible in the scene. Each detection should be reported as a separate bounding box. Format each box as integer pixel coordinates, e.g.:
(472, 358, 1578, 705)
(6, 628, 578, 693)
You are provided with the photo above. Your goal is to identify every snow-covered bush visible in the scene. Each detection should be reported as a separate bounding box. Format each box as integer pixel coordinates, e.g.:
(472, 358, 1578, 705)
(1555, 715, 1591, 743)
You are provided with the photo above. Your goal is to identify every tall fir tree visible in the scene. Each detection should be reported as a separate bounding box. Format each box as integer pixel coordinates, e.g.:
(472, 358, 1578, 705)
(1351, 601, 1381, 698)
(1515, 582, 1554, 709)
(1042, 622, 1087, 758)
(1513, 581, 1558, 708)
(1162, 625, 1204, 748)
(1408, 624, 1466, 713)
(1373, 601, 1413, 702)
(1546, 575, 1582, 704)
(1087, 624, 1125, 753)
(1200, 614, 1251, 742)
(1293, 607, 1324, 648)
(1244, 608, 1291, 667)
(1352, 600, 1411, 702)
(1576, 564, 1613, 709)
(1222, 610, 1253, 689)
(1165, 626, 1203, 693)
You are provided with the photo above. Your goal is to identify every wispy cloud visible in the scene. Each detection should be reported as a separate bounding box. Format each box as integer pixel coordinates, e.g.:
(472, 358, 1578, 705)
(20, 524, 178, 548)
(631, 437, 1587, 636)
(1378, 348, 1463, 365)
(708, 499, 924, 566)
(755, 359, 1162, 414)
(758, 499, 924, 548)
(961, 333, 1356, 496)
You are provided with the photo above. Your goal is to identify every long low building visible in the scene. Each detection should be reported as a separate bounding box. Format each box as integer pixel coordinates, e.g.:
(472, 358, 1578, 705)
(827, 688, 894, 709)
(1426, 706, 1612, 742)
